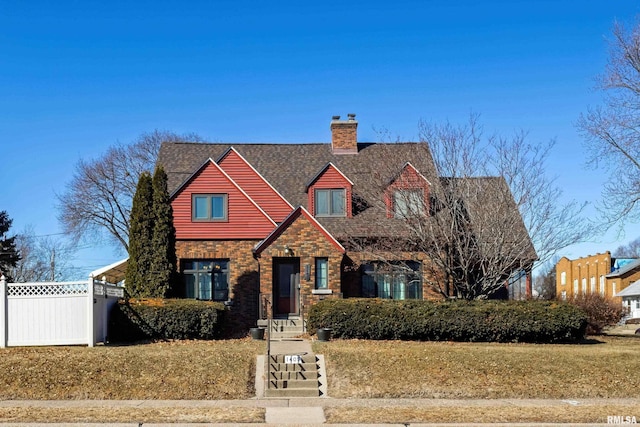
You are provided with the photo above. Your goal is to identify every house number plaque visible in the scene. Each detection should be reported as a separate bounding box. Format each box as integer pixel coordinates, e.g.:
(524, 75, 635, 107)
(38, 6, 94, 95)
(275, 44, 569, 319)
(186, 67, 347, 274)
(284, 355, 302, 364)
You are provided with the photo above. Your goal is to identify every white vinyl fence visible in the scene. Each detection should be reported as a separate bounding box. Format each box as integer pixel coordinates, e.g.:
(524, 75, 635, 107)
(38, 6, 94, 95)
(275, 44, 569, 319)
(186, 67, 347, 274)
(0, 275, 124, 348)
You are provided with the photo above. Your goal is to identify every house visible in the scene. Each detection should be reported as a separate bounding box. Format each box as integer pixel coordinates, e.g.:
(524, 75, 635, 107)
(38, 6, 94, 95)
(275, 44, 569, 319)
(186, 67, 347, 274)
(615, 280, 640, 319)
(555, 252, 640, 301)
(157, 114, 536, 327)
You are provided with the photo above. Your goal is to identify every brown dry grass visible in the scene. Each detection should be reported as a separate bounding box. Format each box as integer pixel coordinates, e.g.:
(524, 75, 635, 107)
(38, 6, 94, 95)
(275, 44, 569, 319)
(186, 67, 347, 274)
(0, 406, 264, 423)
(314, 336, 640, 399)
(325, 404, 640, 424)
(0, 339, 264, 400)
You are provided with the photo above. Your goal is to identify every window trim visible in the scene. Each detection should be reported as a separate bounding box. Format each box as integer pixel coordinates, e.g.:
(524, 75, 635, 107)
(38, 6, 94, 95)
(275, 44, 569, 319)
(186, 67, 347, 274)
(314, 188, 346, 217)
(192, 194, 228, 222)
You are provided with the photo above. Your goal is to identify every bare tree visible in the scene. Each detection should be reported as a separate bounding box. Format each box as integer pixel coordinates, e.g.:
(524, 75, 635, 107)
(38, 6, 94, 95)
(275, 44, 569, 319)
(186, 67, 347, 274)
(355, 115, 589, 299)
(9, 227, 76, 282)
(577, 21, 640, 226)
(57, 130, 204, 252)
(613, 236, 640, 258)
(534, 256, 559, 300)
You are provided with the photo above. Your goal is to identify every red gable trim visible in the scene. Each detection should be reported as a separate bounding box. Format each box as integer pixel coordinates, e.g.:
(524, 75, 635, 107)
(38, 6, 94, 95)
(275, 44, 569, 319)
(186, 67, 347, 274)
(170, 157, 276, 227)
(389, 162, 431, 186)
(253, 206, 346, 256)
(305, 162, 354, 191)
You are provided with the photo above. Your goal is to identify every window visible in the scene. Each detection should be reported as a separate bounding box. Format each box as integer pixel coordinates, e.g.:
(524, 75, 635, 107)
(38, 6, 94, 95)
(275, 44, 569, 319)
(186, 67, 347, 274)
(599, 275, 605, 296)
(561, 291, 567, 300)
(582, 278, 587, 294)
(315, 258, 328, 289)
(612, 282, 617, 296)
(192, 194, 227, 221)
(590, 276, 596, 294)
(560, 271, 566, 286)
(183, 259, 229, 301)
(362, 261, 422, 300)
(573, 279, 578, 295)
(394, 189, 424, 218)
(315, 189, 346, 217)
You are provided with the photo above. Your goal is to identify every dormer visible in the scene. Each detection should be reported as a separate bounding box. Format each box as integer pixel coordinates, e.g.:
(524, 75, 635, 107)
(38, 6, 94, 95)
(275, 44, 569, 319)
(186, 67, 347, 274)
(385, 162, 431, 219)
(306, 163, 354, 218)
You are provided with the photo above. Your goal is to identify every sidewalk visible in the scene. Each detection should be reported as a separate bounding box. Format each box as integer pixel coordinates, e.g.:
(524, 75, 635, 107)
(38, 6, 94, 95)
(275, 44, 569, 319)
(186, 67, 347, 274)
(0, 398, 637, 426)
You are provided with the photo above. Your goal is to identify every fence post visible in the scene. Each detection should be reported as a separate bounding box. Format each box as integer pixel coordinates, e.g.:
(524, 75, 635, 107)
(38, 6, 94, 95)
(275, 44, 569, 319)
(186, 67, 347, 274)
(0, 275, 6, 348)
(87, 277, 95, 347)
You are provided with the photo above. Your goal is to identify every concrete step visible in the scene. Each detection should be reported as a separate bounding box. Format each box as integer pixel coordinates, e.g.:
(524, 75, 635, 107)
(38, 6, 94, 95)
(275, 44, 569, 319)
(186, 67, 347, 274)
(264, 387, 320, 398)
(269, 379, 319, 389)
(269, 362, 318, 372)
(269, 354, 317, 364)
(269, 370, 319, 380)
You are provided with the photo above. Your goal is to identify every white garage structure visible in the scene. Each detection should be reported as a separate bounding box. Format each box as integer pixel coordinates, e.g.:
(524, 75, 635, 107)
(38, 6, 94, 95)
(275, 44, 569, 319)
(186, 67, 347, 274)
(616, 279, 640, 320)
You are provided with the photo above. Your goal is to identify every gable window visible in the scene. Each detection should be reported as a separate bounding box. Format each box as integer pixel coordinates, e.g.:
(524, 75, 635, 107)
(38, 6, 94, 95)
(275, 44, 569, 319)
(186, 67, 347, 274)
(362, 261, 422, 300)
(193, 194, 227, 221)
(560, 271, 566, 286)
(394, 189, 424, 218)
(315, 189, 345, 217)
(315, 258, 328, 289)
(183, 259, 229, 301)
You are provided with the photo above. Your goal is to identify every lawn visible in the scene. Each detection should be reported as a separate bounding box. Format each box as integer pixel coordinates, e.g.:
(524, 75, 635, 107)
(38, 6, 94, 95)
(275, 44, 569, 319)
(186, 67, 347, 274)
(313, 336, 640, 399)
(0, 339, 264, 400)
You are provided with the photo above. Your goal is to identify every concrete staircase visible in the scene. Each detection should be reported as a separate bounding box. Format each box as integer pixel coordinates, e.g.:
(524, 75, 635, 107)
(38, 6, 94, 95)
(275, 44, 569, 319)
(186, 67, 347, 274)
(258, 318, 306, 340)
(264, 353, 322, 397)
(256, 318, 327, 398)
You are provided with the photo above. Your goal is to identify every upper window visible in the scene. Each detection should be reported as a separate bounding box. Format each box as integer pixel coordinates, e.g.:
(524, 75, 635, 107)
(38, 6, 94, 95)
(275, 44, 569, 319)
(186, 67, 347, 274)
(315, 189, 346, 217)
(394, 189, 424, 218)
(193, 194, 227, 221)
(560, 271, 566, 285)
(315, 258, 328, 289)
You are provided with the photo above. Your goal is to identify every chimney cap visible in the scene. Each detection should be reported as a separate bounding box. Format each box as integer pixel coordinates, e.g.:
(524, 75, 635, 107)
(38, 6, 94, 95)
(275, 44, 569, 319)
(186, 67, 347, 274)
(347, 113, 356, 121)
(332, 115, 341, 121)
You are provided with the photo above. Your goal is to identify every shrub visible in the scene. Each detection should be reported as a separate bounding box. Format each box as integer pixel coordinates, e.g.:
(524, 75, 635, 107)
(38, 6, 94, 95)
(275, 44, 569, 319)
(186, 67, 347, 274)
(108, 298, 226, 342)
(307, 299, 587, 343)
(566, 293, 628, 334)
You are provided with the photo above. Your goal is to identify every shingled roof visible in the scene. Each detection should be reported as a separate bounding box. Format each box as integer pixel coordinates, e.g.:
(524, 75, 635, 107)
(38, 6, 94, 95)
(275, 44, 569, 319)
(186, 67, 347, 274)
(157, 141, 442, 239)
(157, 140, 535, 262)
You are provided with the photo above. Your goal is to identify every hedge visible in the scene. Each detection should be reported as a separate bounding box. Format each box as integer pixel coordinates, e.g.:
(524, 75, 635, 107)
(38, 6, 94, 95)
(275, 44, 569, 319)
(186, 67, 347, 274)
(108, 298, 226, 342)
(307, 299, 587, 343)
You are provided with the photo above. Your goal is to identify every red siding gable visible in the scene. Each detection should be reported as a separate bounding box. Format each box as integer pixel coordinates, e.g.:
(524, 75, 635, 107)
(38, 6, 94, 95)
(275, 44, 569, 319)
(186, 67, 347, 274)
(307, 163, 353, 218)
(217, 148, 293, 223)
(385, 162, 430, 218)
(171, 159, 277, 240)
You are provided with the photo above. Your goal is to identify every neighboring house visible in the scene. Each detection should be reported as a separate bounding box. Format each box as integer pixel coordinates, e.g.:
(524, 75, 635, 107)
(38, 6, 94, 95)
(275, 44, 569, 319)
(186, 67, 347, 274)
(615, 280, 640, 319)
(157, 115, 535, 326)
(555, 253, 640, 301)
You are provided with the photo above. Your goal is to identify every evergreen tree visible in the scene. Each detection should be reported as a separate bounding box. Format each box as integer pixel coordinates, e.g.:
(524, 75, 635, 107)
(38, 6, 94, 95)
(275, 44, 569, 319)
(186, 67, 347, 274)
(0, 211, 21, 282)
(125, 172, 154, 297)
(149, 165, 177, 297)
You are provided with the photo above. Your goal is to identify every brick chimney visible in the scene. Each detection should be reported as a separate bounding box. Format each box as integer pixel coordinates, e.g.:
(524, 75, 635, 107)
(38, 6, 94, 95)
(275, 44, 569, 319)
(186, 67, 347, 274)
(330, 114, 358, 154)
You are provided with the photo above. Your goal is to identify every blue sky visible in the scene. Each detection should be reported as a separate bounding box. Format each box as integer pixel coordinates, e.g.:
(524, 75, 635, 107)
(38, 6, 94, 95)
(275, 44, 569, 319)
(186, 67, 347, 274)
(1, 1, 639, 278)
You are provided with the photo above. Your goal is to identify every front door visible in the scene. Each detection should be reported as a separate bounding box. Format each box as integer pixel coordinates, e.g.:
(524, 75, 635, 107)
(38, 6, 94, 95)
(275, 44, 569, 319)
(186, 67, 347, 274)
(273, 258, 300, 317)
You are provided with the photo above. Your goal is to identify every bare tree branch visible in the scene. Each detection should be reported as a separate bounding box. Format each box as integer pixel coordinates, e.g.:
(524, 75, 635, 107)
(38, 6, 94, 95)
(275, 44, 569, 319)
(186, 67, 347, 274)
(57, 130, 204, 253)
(577, 20, 640, 227)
